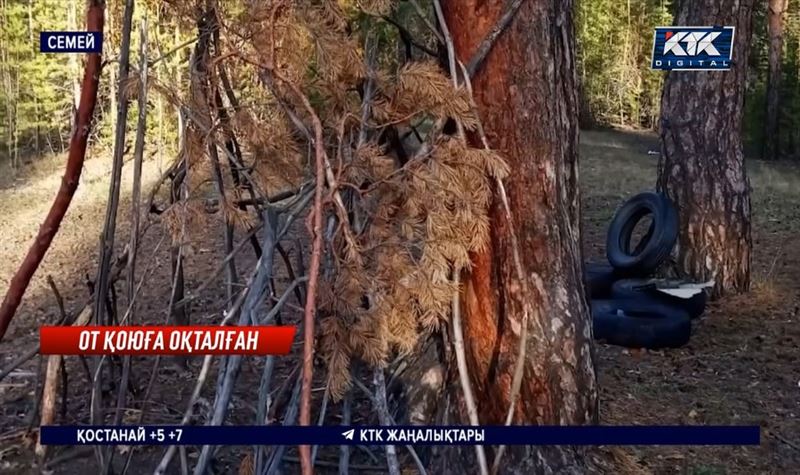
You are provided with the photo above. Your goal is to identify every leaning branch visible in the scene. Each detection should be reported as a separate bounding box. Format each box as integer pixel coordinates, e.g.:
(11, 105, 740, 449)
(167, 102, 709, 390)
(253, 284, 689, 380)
(432, 2, 488, 473)
(465, 0, 526, 78)
(287, 76, 327, 475)
(0, 1, 105, 343)
(431, 2, 533, 471)
(457, 59, 539, 475)
(246, 9, 330, 470)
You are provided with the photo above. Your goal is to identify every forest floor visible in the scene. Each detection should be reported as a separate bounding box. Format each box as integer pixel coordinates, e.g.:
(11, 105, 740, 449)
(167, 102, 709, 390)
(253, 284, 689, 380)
(0, 128, 798, 474)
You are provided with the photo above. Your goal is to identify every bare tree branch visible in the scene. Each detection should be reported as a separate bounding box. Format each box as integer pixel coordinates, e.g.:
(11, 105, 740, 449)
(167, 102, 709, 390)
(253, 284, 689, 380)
(113, 14, 149, 437)
(94, 3, 136, 470)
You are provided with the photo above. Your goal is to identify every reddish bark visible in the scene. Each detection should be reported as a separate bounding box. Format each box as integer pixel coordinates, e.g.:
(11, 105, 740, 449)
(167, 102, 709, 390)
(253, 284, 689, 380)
(0, 1, 105, 343)
(438, 0, 597, 472)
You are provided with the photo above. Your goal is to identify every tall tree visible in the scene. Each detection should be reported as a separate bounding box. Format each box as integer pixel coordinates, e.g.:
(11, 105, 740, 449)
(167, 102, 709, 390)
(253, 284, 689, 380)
(764, 0, 789, 160)
(657, 0, 755, 298)
(437, 0, 598, 472)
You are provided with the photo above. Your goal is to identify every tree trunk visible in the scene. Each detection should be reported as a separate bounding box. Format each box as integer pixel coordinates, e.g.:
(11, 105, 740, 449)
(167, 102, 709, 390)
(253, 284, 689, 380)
(27, 0, 39, 156)
(108, 0, 117, 139)
(0, 0, 14, 164)
(764, 0, 788, 160)
(68, 0, 81, 138)
(173, 23, 183, 152)
(435, 1, 598, 473)
(657, 0, 755, 299)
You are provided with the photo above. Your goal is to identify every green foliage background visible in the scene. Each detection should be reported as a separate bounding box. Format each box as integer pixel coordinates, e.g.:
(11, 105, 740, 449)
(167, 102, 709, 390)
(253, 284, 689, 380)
(576, 0, 671, 129)
(0, 0, 188, 168)
(1, 0, 799, 166)
(576, 0, 800, 159)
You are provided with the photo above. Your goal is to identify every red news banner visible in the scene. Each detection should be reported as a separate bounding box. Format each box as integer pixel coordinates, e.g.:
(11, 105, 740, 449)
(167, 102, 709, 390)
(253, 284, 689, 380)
(39, 326, 296, 356)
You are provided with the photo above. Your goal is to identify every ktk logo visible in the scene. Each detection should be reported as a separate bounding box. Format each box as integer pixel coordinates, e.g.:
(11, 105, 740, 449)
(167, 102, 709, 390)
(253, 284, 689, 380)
(663, 31, 722, 56)
(651, 26, 735, 71)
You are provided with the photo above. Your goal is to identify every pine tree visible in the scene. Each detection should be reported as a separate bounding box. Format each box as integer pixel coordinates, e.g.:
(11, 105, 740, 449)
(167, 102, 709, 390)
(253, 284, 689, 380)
(657, 0, 756, 297)
(434, 0, 597, 472)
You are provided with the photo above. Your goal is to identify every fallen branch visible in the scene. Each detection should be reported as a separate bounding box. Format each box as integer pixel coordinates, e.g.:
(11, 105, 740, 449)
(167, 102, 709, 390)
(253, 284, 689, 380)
(310, 384, 331, 465)
(35, 354, 62, 460)
(254, 354, 276, 473)
(767, 429, 800, 452)
(0, 252, 127, 387)
(43, 447, 94, 468)
(298, 104, 326, 475)
(408, 0, 445, 44)
(200, 27, 240, 308)
(433, 0, 500, 475)
(27, 349, 45, 431)
(410, 0, 527, 161)
(34, 278, 72, 459)
(34, 248, 126, 460)
(0, 346, 39, 384)
(167, 111, 190, 334)
(209, 144, 238, 299)
(145, 155, 185, 216)
(123, 230, 184, 475)
(0, 0, 105, 343)
(124, 16, 149, 328)
(148, 37, 198, 67)
(381, 15, 438, 58)
(153, 354, 213, 474)
(254, 275, 308, 473)
(249, 57, 359, 261)
(46, 276, 68, 324)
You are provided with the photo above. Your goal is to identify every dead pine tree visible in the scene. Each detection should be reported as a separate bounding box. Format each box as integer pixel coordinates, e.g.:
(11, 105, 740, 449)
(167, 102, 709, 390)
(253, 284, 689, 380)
(657, 0, 756, 298)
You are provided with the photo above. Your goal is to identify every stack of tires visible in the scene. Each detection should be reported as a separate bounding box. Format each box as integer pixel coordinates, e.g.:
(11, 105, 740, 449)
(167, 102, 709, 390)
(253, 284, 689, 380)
(586, 192, 707, 349)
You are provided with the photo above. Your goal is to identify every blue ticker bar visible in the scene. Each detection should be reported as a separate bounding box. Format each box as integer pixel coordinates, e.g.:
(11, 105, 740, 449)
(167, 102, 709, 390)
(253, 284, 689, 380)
(40, 425, 761, 446)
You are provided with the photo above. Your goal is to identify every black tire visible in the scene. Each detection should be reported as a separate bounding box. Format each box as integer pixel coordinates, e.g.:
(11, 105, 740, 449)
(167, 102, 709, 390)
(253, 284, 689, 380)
(611, 278, 707, 319)
(585, 262, 619, 299)
(590, 298, 691, 349)
(606, 192, 678, 275)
